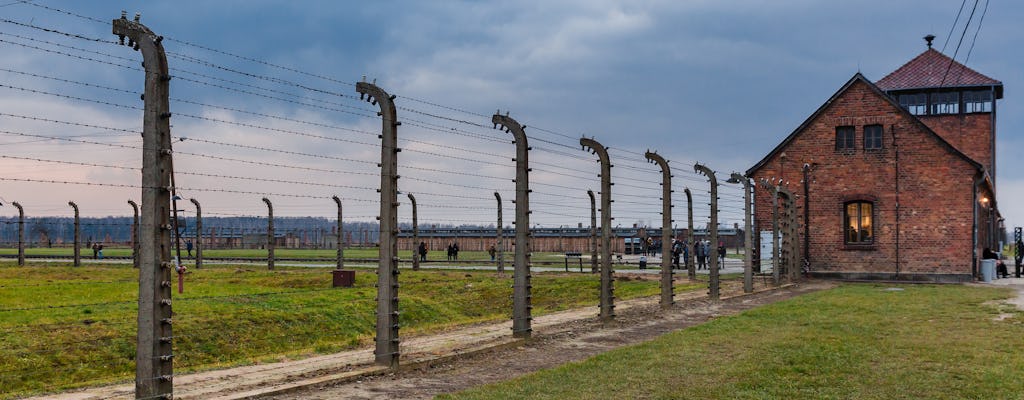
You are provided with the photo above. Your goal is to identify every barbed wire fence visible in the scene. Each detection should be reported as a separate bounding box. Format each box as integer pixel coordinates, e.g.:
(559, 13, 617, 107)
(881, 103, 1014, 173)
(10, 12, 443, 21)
(0, 2, 794, 399)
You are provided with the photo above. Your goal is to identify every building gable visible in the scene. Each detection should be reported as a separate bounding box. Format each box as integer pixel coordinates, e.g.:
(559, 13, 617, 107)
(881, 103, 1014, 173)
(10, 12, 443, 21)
(747, 73, 983, 177)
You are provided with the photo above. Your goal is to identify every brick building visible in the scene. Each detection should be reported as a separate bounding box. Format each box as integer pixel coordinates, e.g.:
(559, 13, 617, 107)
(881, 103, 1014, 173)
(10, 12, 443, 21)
(747, 39, 1002, 282)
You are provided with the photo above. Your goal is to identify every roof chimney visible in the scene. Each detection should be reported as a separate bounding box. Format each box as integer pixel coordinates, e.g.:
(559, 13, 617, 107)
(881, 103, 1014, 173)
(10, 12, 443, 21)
(924, 34, 936, 48)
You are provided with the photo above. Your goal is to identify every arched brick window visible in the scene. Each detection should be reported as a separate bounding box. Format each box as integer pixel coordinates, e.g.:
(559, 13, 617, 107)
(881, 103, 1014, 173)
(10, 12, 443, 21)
(844, 201, 873, 244)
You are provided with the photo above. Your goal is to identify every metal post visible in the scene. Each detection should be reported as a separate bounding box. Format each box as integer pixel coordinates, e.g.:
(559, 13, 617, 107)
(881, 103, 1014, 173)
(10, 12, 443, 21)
(263, 197, 274, 270)
(1014, 227, 1021, 278)
(694, 164, 719, 300)
(113, 12, 174, 399)
(69, 201, 80, 267)
(128, 200, 140, 269)
(408, 193, 419, 271)
(645, 151, 674, 308)
(495, 192, 504, 273)
(12, 201, 24, 266)
(581, 137, 615, 320)
(730, 173, 754, 293)
(684, 188, 695, 280)
(588, 189, 598, 273)
(189, 198, 202, 269)
(357, 80, 401, 368)
(493, 113, 532, 338)
(332, 195, 344, 270)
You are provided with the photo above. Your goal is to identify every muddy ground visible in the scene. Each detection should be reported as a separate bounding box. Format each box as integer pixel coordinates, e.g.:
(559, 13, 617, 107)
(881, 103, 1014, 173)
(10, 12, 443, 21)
(262, 280, 835, 400)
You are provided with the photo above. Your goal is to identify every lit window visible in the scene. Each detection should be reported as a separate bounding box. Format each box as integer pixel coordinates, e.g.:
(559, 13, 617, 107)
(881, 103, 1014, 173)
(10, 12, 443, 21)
(899, 93, 927, 115)
(835, 126, 855, 151)
(845, 201, 873, 244)
(963, 90, 992, 113)
(930, 92, 959, 114)
(864, 125, 883, 150)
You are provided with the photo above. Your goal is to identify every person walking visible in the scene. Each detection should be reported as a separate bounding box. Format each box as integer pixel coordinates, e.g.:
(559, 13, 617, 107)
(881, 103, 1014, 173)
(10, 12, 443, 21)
(447, 243, 454, 261)
(186, 239, 194, 257)
(453, 242, 460, 260)
(717, 242, 726, 267)
(418, 241, 428, 262)
(488, 244, 496, 261)
(695, 240, 706, 270)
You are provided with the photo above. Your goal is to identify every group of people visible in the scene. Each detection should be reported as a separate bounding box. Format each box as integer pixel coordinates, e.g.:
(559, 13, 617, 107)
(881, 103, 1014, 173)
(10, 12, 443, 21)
(446, 242, 460, 261)
(667, 239, 726, 270)
(415, 242, 499, 262)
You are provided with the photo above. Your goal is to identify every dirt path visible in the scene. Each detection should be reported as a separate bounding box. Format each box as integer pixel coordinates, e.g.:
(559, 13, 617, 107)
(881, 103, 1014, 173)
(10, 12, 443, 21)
(260, 280, 834, 400)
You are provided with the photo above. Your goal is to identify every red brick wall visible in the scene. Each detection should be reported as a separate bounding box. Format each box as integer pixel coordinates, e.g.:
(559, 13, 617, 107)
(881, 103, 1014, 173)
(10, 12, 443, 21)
(917, 113, 993, 173)
(751, 79, 979, 278)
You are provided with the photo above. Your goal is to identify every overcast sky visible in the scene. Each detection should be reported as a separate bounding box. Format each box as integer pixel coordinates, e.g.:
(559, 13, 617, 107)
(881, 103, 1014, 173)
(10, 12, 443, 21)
(0, 0, 1021, 233)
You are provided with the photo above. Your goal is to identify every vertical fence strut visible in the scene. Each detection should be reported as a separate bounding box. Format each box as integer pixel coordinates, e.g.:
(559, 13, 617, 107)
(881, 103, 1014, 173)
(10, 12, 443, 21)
(190, 198, 202, 269)
(263, 197, 274, 270)
(761, 179, 781, 285)
(495, 192, 504, 274)
(694, 164, 720, 300)
(113, 11, 174, 399)
(358, 80, 401, 368)
(684, 188, 695, 280)
(12, 201, 24, 266)
(730, 173, 754, 293)
(408, 193, 419, 271)
(777, 185, 798, 282)
(493, 113, 532, 338)
(1014, 227, 1022, 278)
(645, 151, 674, 308)
(332, 195, 344, 270)
(68, 201, 80, 267)
(588, 189, 598, 273)
(128, 200, 140, 269)
(581, 137, 615, 321)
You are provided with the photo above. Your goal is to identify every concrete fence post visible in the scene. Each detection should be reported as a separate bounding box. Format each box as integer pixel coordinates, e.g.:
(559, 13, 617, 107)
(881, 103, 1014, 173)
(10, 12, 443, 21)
(588, 189, 598, 273)
(493, 112, 532, 338)
(694, 163, 720, 300)
(645, 151, 674, 308)
(263, 197, 274, 270)
(69, 201, 80, 267)
(113, 11, 174, 398)
(189, 198, 202, 269)
(332, 195, 344, 270)
(761, 179, 781, 285)
(408, 193, 419, 271)
(729, 173, 754, 293)
(12, 201, 24, 266)
(581, 137, 615, 321)
(685, 188, 695, 280)
(357, 79, 401, 368)
(495, 192, 504, 273)
(128, 200, 140, 269)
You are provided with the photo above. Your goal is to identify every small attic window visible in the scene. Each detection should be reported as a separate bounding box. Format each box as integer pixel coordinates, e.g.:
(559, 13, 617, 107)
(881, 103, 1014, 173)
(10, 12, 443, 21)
(835, 126, 855, 151)
(898, 93, 927, 115)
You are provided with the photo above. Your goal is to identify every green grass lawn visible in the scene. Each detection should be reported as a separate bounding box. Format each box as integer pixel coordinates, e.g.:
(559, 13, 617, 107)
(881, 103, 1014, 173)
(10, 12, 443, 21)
(442, 283, 1024, 400)
(0, 261, 687, 398)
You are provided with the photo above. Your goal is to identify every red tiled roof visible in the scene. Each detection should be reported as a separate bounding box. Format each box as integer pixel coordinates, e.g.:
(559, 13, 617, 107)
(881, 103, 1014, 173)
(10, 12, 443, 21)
(876, 48, 1001, 91)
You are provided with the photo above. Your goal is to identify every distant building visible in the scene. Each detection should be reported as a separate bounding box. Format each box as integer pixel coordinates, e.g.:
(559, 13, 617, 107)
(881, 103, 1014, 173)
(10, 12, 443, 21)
(747, 37, 1002, 282)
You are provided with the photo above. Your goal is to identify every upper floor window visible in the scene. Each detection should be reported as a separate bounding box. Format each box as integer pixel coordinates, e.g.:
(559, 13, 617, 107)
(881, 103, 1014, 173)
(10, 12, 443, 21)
(844, 201, 873, 245)
(835, 126, 855, 151)
(899, 93, 927, 115)
(930, 92, 959, 114)
(864, 125, 883, 150)
(963, 90, 993, 113)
